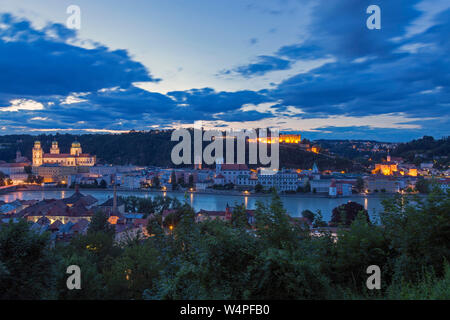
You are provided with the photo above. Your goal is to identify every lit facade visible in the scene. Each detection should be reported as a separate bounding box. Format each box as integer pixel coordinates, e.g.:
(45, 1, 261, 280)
(248, 134, 301, 144)
(32, 141, 96, 167)
(372, 163, 398, 175)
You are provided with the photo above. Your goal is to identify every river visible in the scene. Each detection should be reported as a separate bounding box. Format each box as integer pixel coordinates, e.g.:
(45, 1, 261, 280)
(0, 189, 390, 222)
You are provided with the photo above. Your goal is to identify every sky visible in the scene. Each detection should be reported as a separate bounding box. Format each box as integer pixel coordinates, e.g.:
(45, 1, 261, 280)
(0, 0, 449, 141)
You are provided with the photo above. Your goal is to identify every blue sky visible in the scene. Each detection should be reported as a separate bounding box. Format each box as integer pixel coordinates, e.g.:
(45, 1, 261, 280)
(0, 0, 449, 141)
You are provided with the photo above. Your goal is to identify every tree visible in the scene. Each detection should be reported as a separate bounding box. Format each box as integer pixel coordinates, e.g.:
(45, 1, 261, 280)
(255, 183, 263, 193)
(231, 204, 249, 228)
(301, 210, 315, 224)
(0, 220, 58, 299)
(88, 211, 115, 237)
(99, 179, 107, 188)
(152, 176, 160, 188)
(331, 213, 390, 292)
(56, 253, 106, 300)
(188, 174, 194, 188)
(105, 242, 162, 299)
(171, 171, 177, 190)
(330, 201, 370, 227)
(312, 210, 328, 228)
(380, 188, 450, 282)
(356, 177, 365, 193)
(415, 177, 430, 194)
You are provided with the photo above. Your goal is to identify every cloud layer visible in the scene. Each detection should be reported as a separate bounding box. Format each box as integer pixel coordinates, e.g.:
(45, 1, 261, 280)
(0, 1, 449, 141)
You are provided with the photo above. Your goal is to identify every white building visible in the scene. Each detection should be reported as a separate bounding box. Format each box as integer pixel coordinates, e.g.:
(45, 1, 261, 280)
(216, 164, 250, 184)
(121, 174, 145, 189)
(257, 169, 299, 192)
(310, 179, 332, 193)
(236, 174, 258, 188)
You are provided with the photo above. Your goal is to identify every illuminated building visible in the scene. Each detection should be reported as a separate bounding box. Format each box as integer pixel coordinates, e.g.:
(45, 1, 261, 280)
(32, 141, 96, 167)
(310, 146, 319, 154)
(364, 176, 401, 193)
(279, 134, 301, 144)
(248, 134, 301, 144)
(372, 155, 398, 175)
(35, 164, 78, 183)
(372, 163, 398, 176)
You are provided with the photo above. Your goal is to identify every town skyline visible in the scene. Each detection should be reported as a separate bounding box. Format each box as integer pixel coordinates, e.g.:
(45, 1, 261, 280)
(0, 0, 449, 141)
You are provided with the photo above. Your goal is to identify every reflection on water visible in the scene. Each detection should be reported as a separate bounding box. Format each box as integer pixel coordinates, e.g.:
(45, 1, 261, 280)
(0, 189, 387, 221)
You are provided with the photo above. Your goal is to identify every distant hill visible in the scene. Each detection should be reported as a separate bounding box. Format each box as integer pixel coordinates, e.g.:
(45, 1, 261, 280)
(391, 136, 450, 167)
(0, 131, 358, 171)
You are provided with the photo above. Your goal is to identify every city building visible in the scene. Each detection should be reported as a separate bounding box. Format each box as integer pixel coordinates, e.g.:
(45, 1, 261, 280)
(32, 141, 96, 167)
(216, 163, 250, 184)
(0, 162, 29, 183)
(258, 169, 299, 192)
(364, 176, 401, 193)
(35, 163, 78, 183)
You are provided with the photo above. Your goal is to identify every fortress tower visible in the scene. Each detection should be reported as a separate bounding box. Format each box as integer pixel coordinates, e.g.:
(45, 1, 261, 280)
(32, 141, 43, 166)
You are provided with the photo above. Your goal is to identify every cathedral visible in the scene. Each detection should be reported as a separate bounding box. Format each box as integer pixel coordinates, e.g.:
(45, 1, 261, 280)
(32, 141, 96, 167)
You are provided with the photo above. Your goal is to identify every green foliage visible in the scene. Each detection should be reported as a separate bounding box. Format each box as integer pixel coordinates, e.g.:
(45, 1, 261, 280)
(88, 211, 115, 237)
(380, 188, 450, 283)
(331, 214, 391, 292)
(121, 195, 181, 217)
(301, 210, 315, 224)
(386, 262, 450, 299)
(104, 242, 163, 299)
(170, 171, 177, 190)
(0, 220, 58, 299)
(245, 248, 332, 299)
(56, 253, 106, 300)
(1, 187, 449, 300)
(297, 181, 311, 193)
(330, 201, 370, 227)
(392, 136, 450, 166)
(415, 177, 431, 194)
(99, 179, 107, 188)
(356, 177, 364, 193)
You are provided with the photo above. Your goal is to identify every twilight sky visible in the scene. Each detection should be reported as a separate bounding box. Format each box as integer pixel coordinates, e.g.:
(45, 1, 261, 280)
(0, 0, 449, 141)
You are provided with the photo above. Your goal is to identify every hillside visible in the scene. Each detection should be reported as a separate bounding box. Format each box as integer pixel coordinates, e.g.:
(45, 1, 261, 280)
(0, 131, 357, 171)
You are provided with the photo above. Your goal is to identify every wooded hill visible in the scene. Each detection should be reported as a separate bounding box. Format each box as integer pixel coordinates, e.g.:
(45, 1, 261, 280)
(0, 131, 358, 171)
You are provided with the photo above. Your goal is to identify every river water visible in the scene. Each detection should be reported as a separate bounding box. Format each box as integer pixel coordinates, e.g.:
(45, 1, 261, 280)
(1, 189, 389, 222)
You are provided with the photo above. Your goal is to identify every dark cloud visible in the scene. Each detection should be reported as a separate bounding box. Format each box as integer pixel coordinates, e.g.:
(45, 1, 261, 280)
(167, 88, 271, 115)
(225, 55, 292, 77)
(304, 124, 450, 142)
(0, 13, 158, 97)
